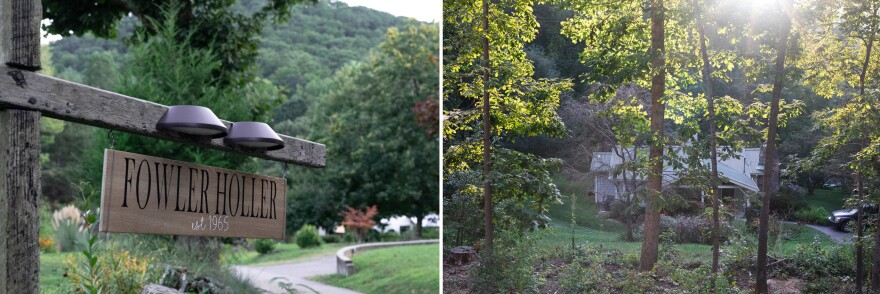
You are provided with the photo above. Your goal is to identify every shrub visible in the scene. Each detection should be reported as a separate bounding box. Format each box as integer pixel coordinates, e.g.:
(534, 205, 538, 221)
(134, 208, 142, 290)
(321, 235, 340, 244)
(778, 237, 854, 292)
(52, 204, 83, 229)
(635, 215, 727, 244)
(253, 239, 276, 254)
(294, 225, 323, 249)
(724, 221, 758, 272)
(54, 219, 85, 252)
(470, 229, 537, 293)
(65, 250, 155, 294)
(401, 228, 421, 241)
(559, 255, 607, 292)
(39, 236, 55, 253)
(791, 207, 829, 225)
(615, 271, 655, 293)
(51, 204, 86, 252)
(380, 231, 400, 242)
(363, 229, 382, 242)
(770, 186, 809, 215)
(422, 227, 439, 239)
(622, 252, 640, 268)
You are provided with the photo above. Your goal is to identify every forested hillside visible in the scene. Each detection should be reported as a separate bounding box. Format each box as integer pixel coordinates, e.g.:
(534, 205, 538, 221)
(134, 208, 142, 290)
(49, 0, 407, 95)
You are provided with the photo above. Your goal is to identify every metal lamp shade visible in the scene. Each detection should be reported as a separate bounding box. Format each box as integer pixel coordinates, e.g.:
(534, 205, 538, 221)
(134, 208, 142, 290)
(224, 122, 284, 150)
(156, 105, 228, 138)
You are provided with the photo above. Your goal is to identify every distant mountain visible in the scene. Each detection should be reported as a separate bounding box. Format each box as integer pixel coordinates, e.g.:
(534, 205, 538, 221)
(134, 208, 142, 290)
(254, 0, 410, 92)
(48, 0, 410, 118)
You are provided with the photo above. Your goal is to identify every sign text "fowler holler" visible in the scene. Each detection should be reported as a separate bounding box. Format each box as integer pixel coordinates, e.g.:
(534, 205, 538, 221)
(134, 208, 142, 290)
(99, 150, 287, 239)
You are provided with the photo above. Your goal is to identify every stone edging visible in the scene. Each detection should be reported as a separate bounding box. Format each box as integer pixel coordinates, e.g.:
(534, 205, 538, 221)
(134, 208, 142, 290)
(336, 239, 439, 276)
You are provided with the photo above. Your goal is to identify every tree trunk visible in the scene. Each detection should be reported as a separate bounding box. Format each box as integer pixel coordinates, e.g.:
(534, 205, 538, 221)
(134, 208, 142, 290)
(639, 0, 666, 272)
(873, 174, 880, 292)
(415, 215, 423, 238)
(626, 217, 635, 242)
(857, 172, 865, 293)
(694, 0, 721, 285)
(756, 1, 791, 292)
(859, 4, 876, 291)
(481, 0, 493, 250)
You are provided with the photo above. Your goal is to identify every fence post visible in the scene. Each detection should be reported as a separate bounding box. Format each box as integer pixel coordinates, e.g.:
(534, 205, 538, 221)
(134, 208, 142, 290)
(0, 0, 43, 292)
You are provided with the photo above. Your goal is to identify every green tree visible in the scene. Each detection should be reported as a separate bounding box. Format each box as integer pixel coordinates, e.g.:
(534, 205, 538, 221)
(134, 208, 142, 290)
(755, 0, 792, 292)
(43, 0, 316, 84)
(83, 51, 120, 91)
(444, 0, 571, 257)
(694, 0, 722, 280)
(110, 5, 280, 172)
(285, 25, 440, 236)
(88, 4, 285, 262)
(559, 0, 718, 270)
(797, 0, 880, 291)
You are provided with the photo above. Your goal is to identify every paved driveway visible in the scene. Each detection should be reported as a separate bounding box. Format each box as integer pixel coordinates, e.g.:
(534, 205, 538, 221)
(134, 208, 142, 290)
(783, 221, 850, 244)
(803, 223, 850, 244)
(233, 254, 361, 294)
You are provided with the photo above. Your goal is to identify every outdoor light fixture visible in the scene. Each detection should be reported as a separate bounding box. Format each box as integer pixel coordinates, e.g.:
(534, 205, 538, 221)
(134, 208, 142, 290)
(224, 122, 285, 150)
(156, 105, 228, 138)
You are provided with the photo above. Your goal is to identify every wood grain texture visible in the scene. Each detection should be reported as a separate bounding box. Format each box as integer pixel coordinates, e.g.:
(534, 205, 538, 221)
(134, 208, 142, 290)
(0, 66, 326, 167)
(100, 150, 288, 240)
(1, 0, 41, 69)
(0, 109, 41, 294)
(0, 0, 10, 66)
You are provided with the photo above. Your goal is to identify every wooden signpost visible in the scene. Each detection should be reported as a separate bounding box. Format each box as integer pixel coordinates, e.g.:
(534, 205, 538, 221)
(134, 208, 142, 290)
(100, 150, 288, 240)
(0, 0, 325, 292)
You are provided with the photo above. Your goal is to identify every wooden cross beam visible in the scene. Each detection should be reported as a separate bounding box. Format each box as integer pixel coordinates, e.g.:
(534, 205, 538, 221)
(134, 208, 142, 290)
(0, 68, 327, 167)
(0, 0, 325, 292)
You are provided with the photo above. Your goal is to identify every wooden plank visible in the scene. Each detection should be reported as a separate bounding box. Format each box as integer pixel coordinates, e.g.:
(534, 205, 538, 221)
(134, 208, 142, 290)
(99, 149, 288, 240)
(0, 0, 41, 69)
(7, 0, 41, 69)
(1, 0, 42, 292)
(0, 109, 41, 293)
(0, 66, 326, 167)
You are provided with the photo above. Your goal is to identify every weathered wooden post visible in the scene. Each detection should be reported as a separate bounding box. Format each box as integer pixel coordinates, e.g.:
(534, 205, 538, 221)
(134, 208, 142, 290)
(0, 0, 43, 292)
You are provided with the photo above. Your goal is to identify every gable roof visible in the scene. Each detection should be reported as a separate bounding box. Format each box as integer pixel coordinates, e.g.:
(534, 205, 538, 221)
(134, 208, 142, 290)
(716, 161, 760, 192)
(590, 145, 761, 192)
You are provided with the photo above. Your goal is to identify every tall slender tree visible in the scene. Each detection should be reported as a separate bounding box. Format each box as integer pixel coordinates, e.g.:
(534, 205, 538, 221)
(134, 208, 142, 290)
(694, 0, 721, 283)
(481, 0, 493, 250)
(444, 0, 571, 256)
(756, 0, 792, 292)
(639, 0, 667, 271)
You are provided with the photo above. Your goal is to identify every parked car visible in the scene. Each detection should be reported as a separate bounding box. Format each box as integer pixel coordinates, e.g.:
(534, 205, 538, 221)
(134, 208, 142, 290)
(829, 204, 879, 232)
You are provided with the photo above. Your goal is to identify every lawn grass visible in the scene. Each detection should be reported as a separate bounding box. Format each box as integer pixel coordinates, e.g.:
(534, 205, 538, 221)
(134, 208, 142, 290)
(537, 173, 841, 263)
(805, 188, 847, 212)
(315, 244, 439, 294)
(776, 223, 837, 254)
(547, 175, 625, 232)
(39, 252, 73, 294)
(224, 242, 349, 266)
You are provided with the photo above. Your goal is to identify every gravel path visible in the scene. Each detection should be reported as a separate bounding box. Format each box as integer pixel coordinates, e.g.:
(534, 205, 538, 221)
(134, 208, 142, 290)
(233, 254, 361, 294)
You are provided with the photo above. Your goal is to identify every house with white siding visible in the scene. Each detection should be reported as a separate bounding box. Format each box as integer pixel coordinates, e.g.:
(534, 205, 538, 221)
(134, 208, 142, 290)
(590, 145, 764, 215)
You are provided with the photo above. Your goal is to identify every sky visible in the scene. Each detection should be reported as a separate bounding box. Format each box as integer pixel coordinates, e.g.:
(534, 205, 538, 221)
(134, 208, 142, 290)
(339, 0, 441, 23)
(41, 0, 441, 44)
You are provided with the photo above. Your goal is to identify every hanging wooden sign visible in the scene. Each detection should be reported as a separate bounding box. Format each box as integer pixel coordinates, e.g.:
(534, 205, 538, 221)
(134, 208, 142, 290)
(99, 149, 288, 240)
